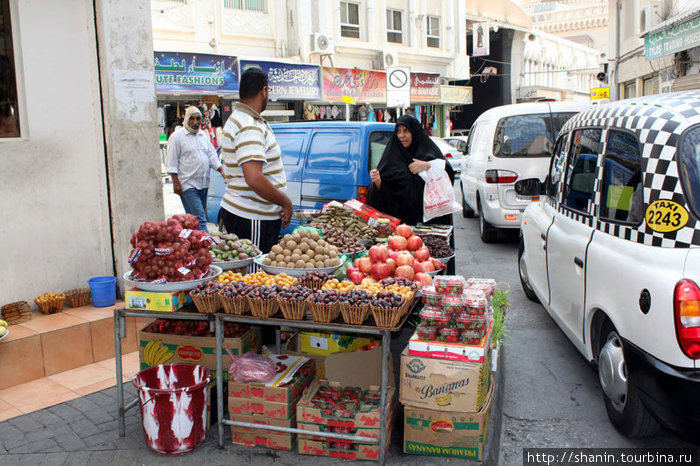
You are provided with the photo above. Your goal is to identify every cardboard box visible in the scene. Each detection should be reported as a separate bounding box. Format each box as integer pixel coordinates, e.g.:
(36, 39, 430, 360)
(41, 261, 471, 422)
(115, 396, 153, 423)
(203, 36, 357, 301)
(138, 324, 260, 381)
(342, 199, 401, 231)
(230, 413, 295, 451)
(299, 332, 373, 356)
(297, 380, 396, 430)
(125, 287, 192, 312)
(403, 384, 493, 461)
(286, 333, 394, 387)
(408, 321, 492, 363)
(400, 347, 490, 413)
(298, 436, 388, 461)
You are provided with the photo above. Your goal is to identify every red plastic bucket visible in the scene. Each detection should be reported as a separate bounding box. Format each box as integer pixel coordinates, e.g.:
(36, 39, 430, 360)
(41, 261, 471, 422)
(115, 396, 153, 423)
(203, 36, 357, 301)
(132, 363, 212, 456)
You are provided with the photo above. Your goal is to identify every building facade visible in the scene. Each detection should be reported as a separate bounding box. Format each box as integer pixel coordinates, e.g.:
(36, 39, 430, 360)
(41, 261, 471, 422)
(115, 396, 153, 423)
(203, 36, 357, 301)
(0, 0, 162, 302)
(609, 0, 700, 101)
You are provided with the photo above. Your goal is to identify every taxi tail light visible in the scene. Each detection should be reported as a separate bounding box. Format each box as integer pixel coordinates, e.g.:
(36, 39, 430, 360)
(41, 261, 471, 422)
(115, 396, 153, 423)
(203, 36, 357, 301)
(445, 152, 453, 158)
(485, 169, 518, 184)
(357, 186, 367, 204)
(674, 279, 700, 359)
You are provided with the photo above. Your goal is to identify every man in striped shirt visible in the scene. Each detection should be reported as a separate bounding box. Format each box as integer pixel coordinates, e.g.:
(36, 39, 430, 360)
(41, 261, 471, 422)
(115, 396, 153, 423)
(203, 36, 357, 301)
(219, 68, 292, 253)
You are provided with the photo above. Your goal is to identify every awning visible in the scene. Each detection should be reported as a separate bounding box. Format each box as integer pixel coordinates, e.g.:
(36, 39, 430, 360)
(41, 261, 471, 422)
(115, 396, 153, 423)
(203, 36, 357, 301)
(464, 0, 533, 31)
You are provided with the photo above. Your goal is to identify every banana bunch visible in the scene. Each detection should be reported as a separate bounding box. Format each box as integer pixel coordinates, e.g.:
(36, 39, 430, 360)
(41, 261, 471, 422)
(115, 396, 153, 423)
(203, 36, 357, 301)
(435, 392, 453, 407)
(142, 339, 173, 366)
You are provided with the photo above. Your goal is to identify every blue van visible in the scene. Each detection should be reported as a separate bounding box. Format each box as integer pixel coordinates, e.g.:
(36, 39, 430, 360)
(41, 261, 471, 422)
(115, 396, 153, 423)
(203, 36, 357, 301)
(206, 121, 395, 232)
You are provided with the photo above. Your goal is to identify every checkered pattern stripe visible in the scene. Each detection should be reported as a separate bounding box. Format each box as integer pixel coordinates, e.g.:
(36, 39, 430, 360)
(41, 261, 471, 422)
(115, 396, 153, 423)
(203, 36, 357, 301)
(557, 91, 700, 248)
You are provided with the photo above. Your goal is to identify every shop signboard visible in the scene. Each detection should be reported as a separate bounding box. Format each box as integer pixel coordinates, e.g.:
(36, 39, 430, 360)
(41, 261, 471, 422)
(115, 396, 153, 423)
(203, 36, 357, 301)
(410, 72, 441, 103)
(590, 87, 610, 102)
(240, 60, 321, 100)
(154, 52, 239, 94)
(440, 85, 472, 105)
(322, 67, 386, 103)
(645, 15, 700, 60)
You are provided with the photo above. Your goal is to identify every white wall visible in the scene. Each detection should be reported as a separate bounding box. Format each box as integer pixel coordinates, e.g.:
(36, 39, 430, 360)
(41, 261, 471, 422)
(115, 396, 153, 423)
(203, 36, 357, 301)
(0, 0, 113, 302)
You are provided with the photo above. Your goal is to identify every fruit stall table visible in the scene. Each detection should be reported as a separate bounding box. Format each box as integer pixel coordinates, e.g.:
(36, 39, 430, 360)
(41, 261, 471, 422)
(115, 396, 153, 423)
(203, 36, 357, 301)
(112, 304, 415, 465)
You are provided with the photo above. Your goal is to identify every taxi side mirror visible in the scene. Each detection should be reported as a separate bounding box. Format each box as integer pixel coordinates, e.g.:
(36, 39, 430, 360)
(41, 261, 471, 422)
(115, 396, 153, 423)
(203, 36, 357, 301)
(515, 178, 542, 196)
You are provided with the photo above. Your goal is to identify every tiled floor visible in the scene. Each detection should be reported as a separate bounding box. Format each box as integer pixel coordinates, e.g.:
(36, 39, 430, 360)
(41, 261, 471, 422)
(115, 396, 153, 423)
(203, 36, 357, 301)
(0, 351, 140, 422)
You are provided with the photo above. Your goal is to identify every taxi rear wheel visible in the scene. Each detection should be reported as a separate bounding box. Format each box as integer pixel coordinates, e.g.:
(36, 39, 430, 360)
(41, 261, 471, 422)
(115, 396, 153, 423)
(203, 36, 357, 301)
(596, 323, 659, 437)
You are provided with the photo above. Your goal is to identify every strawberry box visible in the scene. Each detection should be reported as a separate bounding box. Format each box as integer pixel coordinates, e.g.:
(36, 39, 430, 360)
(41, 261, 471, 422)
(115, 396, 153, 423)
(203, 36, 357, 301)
(230, 413, 295, 451)
(297, 380, 396, 430)
(408, 320, 492, 363)
(298, 438, 389, 462)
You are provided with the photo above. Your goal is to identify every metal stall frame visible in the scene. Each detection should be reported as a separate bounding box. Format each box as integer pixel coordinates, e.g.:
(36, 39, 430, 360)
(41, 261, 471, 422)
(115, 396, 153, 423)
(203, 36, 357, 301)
(114, 307, 408, 465)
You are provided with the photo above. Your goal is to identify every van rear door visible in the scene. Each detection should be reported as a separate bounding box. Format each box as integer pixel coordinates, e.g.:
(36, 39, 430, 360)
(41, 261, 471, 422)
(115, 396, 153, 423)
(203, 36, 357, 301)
(300, 128, 360, 208)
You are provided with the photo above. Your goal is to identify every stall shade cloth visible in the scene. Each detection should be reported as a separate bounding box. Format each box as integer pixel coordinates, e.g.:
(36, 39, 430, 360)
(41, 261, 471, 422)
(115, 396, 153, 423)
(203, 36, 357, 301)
(367, 114, 455, 226)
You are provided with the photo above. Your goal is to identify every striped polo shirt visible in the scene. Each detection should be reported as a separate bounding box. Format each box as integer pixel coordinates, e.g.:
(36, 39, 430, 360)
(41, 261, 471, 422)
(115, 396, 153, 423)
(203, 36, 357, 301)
(219, 102, 287, 220)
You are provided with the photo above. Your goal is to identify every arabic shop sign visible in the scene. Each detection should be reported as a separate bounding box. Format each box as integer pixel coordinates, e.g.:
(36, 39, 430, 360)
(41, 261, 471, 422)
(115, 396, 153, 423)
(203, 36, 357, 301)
(154, 52, 239, 94)
(440, 85, 472, 104)
(410, 72, 441, 102)
(645, 15, 700, 60)
(240, 60, 320, 100)
(322, 67, 387, 103)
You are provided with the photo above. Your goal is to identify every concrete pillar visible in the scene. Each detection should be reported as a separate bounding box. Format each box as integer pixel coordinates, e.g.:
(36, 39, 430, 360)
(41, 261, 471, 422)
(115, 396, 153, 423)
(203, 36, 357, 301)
(93, 0, 163, 287)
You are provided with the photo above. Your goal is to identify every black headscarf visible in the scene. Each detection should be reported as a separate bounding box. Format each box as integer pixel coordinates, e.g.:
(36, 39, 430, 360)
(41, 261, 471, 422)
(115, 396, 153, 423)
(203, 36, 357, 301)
(367, 114, 455, 225)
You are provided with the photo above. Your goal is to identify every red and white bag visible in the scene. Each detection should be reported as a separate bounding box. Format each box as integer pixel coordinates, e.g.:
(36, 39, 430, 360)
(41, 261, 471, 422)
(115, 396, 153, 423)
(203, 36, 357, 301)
(419, 159, 461, 221)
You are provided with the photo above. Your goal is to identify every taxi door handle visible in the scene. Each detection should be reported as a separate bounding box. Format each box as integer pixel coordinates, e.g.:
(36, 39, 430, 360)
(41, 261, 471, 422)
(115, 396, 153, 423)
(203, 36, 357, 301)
(574, 257, 584, 268)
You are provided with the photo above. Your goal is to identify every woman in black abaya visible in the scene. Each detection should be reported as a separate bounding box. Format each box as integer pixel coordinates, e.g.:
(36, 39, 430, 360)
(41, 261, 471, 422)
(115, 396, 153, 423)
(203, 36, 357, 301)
(367, 114, 455, 226)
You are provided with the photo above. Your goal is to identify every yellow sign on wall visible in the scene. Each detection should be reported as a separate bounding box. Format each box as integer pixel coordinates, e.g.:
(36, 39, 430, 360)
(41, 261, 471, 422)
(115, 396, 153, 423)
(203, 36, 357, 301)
(590, 87, 610, 100)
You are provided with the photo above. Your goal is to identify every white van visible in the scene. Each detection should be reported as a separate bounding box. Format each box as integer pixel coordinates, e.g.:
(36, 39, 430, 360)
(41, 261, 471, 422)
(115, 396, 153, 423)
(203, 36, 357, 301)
(516, 91, 700, 442)
(460, 101, 589, 242)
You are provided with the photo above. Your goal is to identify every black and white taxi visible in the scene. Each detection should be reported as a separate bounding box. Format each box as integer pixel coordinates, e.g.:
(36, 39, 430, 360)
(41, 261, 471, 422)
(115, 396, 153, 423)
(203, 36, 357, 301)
(516, 90, 700, 442)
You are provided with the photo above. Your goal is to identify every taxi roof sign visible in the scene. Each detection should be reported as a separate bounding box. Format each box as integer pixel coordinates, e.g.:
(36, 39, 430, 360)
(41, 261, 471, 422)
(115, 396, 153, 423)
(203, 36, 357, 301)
(590, 87, 610, 100)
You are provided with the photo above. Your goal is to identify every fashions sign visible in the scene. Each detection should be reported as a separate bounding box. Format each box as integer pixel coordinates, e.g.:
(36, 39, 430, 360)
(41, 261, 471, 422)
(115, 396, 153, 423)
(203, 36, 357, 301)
(154, 52, 239, 94)
(240, 60, 321, 100)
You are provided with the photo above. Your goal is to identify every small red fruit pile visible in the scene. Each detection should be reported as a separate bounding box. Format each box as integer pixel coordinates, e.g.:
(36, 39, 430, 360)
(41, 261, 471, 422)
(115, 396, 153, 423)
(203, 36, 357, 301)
(345, 224, 446, 286)
(128, 214, 214, 282)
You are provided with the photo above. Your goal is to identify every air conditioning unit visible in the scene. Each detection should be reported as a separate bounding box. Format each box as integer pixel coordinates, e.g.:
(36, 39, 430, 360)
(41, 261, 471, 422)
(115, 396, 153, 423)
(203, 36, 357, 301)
(381, 51, 398, 69)
(640, 3, 661, 33)
(311, 33, 335, 55)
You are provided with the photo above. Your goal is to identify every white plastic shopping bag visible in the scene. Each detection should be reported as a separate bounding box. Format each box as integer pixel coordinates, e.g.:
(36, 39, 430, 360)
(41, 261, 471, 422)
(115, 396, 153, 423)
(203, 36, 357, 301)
(419, 159, 461, 221)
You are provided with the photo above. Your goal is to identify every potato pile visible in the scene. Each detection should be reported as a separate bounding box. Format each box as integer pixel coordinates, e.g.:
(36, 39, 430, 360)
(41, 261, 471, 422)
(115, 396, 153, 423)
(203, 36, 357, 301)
(263, 229, 341, 269)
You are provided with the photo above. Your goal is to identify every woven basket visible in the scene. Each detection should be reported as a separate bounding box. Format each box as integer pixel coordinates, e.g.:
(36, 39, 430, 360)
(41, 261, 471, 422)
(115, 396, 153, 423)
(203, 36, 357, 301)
(218, 293, 249, 315)
(339, 302, 371, 325)
(65, 288, 91, 308)
(191, 293, 221, 314)
(247, 297, 280, 319)
(370, 305, 402, 328)
(308, 300, 340, 323)
(399, 294, 415, 317)
(278, 298, 306, 320)
(298, 278, 327, 290)
(1, 301, 32, 325)
(35, 296, 66, 315)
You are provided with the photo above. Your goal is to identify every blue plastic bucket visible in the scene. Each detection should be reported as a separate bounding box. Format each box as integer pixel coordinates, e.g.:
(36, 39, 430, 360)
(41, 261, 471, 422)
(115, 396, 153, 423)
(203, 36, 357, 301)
(88, 276, 117, 307)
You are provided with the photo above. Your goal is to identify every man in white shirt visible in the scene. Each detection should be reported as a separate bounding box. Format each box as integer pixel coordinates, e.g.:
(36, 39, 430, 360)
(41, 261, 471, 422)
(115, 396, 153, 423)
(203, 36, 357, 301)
(165, 106, 224, 233)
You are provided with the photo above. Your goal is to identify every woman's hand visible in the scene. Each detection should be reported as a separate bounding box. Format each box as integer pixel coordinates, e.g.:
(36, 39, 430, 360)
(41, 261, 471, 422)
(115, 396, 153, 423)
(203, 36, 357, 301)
(370, 169, 381, 188)
(409, 159, 431, 174)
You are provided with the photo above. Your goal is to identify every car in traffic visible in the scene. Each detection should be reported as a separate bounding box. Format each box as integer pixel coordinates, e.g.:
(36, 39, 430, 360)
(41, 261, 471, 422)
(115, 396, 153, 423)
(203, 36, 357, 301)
(516, 91, 700, 442)
(430, 136, 462, 177)
(206, 121, 394, 232)
(444, 136, 469, 155)
(460, 101, 589, 242)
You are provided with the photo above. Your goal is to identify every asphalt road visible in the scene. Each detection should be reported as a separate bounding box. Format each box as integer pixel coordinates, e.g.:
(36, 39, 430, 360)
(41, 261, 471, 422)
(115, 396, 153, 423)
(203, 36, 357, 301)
(448, 187, 694, 464)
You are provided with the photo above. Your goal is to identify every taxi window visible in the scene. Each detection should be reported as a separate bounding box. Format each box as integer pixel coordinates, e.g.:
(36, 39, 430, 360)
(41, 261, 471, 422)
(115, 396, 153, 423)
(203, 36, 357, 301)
(679, 125, 700, 220)
(547, 135, 568, 200)
(601, 130, 643, 224)
(563, 128, 601, 213)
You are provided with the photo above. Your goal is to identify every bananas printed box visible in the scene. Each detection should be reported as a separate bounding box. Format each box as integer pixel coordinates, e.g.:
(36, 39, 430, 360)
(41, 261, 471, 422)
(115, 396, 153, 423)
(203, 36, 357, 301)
(403, 384, 493, 461)
(399, 347, 490, 413)
(125, 287, 191, 312)
(138, 322, 260, 381)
